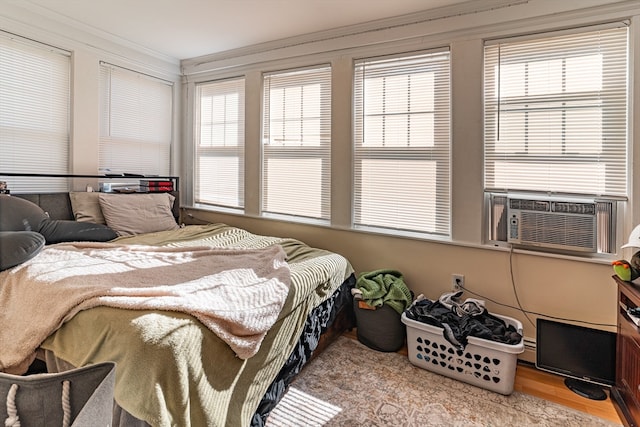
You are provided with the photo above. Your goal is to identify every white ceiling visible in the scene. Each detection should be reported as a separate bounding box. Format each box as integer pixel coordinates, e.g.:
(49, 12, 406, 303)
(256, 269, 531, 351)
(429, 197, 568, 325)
(14, 0, 475, 60)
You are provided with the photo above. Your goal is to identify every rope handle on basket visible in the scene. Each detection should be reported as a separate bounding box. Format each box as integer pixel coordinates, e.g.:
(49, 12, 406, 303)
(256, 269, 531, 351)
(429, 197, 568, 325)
(4, 384, 19, 427)
(5, 380, 71, 427)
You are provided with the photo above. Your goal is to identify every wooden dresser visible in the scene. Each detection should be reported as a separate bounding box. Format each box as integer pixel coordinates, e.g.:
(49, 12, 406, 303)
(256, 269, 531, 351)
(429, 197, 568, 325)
(612, 276, 640, 427)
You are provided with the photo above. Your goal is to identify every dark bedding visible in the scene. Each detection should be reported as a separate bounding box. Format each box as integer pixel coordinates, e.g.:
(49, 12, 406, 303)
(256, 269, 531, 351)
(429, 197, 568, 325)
(252, 274, 355, 426)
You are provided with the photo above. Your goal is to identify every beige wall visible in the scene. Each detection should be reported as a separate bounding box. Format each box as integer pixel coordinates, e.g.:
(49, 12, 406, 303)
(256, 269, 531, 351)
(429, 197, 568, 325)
(180, 0, 640, 362)
(183, 207, 615, 362)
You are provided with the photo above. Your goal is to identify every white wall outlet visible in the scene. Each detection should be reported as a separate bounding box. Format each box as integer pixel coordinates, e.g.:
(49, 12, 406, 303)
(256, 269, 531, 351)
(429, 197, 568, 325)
(452, 274, 465, 290)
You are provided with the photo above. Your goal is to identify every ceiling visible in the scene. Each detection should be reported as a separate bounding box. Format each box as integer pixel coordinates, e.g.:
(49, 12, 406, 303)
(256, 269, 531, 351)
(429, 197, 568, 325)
(14, 0, 476, 60)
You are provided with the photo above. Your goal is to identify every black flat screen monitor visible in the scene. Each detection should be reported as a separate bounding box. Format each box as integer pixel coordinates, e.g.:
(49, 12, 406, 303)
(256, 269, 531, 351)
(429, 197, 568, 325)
(536, 318, 616, 400)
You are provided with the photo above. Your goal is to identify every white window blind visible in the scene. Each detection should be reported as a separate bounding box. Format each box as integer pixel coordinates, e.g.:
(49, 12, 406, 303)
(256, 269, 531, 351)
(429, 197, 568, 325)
(353, 49, 451, 235)
(195, 77, 245, 209)
(262, 65, 331, 221)
(99, 63, 173, 175)
(0, 32, 70, 192)
(484, 24, 628, 197)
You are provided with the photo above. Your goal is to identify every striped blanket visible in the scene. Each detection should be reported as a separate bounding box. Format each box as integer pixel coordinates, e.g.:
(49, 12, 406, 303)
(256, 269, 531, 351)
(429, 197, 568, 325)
(35, 224, 352, 427)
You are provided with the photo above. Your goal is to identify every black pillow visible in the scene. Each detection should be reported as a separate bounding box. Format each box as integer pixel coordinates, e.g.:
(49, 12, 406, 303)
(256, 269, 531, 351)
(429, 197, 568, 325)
(0, 231, 45, 271)
(0, 195, 117, 244)
(39, 219, 118, 244)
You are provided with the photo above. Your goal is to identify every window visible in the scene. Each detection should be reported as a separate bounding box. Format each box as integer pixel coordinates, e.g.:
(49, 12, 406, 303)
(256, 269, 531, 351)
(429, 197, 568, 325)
(99, 63, 173, 175)
(262, 65, 331, 221)
(195, 77, 245, 209)
(0, 32, 70, 192)
(484, 24, 628, 197)
(353, 49, 451, 236)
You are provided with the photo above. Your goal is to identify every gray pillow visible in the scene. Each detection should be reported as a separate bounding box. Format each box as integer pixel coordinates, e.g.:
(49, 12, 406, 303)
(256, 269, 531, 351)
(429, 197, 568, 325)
(0, 231, 45, 271)
(0, 195, 117, 244)
(0, 194, 49, 232)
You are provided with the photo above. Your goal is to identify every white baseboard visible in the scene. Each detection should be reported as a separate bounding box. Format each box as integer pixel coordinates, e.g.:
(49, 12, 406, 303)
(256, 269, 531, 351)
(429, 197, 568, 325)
(519, 337, 536, 364)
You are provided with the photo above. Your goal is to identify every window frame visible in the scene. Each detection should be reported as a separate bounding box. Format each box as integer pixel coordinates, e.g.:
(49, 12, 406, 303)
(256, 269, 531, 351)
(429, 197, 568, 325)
(194, 77, 246, 210)
(353, 49, 452, 236)
(483, 24, 629, 198)
(0, 31, 71, 192)
(99, 62, 174, 176)
(261, 64, 332, 222)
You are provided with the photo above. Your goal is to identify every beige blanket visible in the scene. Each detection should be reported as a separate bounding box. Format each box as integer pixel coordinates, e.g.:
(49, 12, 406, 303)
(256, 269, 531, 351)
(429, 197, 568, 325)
(21, 224, 352, 426)
(0, 242, 290, 373)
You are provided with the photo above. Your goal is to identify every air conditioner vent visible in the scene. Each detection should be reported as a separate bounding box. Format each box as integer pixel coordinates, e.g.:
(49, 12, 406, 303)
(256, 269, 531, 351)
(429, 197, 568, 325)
(552, 201, 596, 215)
(509, 199, 550, 212)
(518, 210, 596, 250)
(487, 193, 618, 255)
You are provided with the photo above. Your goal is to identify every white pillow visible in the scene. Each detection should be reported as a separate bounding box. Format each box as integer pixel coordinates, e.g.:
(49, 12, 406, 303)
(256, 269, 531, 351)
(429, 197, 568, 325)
(98, 193, 179, 236)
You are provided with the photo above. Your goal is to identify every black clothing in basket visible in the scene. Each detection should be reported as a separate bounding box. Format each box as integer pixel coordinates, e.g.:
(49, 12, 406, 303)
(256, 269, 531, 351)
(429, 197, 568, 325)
(405, 297, 522, 350)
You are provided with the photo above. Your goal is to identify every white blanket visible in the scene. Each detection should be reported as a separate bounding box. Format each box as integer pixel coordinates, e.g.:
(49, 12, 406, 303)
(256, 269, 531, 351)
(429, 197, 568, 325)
(0, 242, 290, 373)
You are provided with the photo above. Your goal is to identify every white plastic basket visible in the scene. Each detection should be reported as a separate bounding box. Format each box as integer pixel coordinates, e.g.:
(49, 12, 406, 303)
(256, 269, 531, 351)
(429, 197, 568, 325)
(401, 311, 524, 395)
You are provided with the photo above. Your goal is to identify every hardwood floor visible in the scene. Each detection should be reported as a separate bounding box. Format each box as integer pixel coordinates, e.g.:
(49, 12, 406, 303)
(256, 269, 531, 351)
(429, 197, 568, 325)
(342, 329, 622, 425)
(513, 362, 621, 424)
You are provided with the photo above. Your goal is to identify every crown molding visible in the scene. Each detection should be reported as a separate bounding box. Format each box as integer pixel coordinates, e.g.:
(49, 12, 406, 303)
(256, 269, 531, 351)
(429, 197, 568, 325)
(181, 0, 637, 77)
(0, 0, 180, 77)
(182, 0, 526, 70)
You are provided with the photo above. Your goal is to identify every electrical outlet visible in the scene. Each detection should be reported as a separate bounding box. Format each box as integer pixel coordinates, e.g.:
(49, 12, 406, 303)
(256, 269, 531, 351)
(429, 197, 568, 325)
(452, 274, 465, 291)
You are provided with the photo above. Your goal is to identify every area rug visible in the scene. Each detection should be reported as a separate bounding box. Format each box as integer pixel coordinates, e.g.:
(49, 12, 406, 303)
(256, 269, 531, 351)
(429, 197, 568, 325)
(267, 336, 621, 427)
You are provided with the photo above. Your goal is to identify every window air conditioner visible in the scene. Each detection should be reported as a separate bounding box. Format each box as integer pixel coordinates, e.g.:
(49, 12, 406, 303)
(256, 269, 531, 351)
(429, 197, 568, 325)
(487, 193, 617, 254)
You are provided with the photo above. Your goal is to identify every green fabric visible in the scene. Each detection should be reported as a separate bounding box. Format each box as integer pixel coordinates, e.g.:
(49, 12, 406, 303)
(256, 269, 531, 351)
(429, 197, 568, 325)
(356, 269, 412, 314)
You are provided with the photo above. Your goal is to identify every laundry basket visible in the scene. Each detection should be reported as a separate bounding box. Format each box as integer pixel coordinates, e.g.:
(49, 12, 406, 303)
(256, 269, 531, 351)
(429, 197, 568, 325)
(401, 312, 524, 395)
(354, 299, 406, 352)
(353, 269, 412, 352)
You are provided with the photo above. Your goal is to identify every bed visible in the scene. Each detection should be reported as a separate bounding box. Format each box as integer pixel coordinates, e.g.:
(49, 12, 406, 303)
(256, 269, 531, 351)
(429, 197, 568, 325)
(0, 190, 355, 426)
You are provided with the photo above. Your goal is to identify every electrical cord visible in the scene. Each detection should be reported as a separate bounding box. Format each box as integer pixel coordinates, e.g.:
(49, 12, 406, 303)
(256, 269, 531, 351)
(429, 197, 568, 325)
(460, 247, 616, 328)
(508, 245, 537, 329)
(461, 285, 615, 327)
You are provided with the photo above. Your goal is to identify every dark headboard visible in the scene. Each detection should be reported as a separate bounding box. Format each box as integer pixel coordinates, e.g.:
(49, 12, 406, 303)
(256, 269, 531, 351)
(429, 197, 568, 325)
(2, 173, 181, 222)
(13, 193, 74, 220)
(13, 192, 181, 222)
